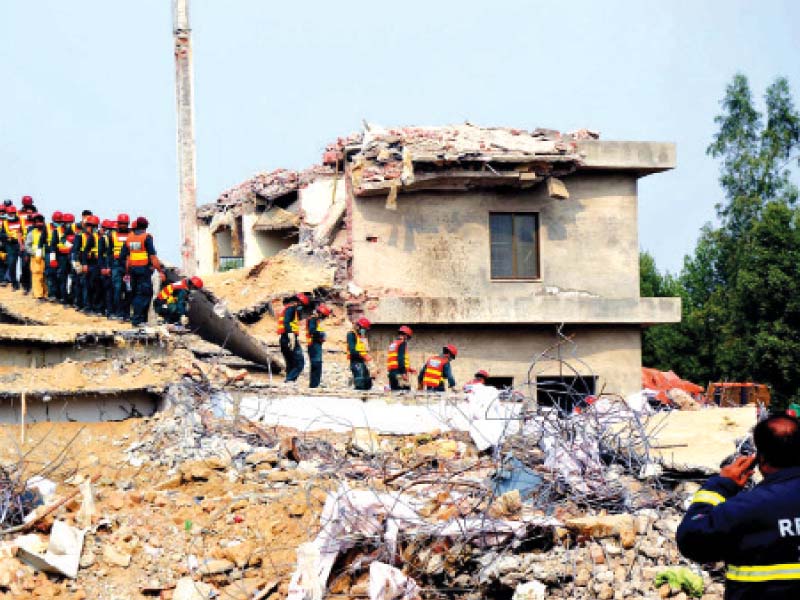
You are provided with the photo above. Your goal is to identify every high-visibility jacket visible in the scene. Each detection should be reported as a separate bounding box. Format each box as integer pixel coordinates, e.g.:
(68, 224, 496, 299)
(282, 305, 301, 334)
(421, 356, 449, 389)
(79, 232, 100, 260)
(110, 230, 130, 260)
(29, 227, 46, 250)
(156, 280, 188, 303)
(125, 232, 151, 267)
(677, 466, 800, 599)
(347, 330, 369, 362)
(57, 228, 76, 255)
(45, 223, 56, 246)
(2, 220, 23, 243)
(306, 317, 326, 345)
(276, 307, 287, 335)
(387, 338, 409, 373)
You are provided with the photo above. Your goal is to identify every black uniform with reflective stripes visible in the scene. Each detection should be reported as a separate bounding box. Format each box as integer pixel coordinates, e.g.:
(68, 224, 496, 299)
(677, 466, 800, 599)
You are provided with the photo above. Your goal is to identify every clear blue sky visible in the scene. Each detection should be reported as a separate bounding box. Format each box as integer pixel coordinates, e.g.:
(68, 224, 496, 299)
(2, 1, 798, 272)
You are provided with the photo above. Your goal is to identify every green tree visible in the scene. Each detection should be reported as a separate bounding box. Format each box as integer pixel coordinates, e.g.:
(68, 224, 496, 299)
(642, 74, 800, 405)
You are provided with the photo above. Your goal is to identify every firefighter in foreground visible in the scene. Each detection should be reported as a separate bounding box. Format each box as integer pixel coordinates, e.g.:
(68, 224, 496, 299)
(419, 345, 457, 391)
(153, 276, 203, 324)
(306, 303, 331, 388)
(347, 317, 373, 390)
(677, 413, 800, 599)
(387, 326, 414, 391)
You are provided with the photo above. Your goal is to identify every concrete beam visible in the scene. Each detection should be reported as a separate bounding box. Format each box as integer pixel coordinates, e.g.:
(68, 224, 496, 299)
(363, 295, 681, 325)
(575, 141, 676, 175)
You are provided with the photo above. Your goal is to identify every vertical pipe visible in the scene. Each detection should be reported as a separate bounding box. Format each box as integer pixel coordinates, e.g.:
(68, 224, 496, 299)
(173, 0, 198, 275)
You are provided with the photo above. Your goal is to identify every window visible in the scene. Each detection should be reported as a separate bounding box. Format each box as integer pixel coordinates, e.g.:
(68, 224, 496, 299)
(536, 375, 597, 414)
(490, 213, 539, 279)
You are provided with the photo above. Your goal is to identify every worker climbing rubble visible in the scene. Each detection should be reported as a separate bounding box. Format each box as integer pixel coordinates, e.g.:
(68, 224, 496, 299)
(153, 276, 203, 324)
(348, 317, 373, 390)
(306, 302, 331, 388)
(419, 345, 457, 392)
(387, 325, 414, 391)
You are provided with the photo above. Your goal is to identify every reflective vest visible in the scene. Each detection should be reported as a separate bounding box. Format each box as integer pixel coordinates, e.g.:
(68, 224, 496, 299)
(288, 308, 300, 334)
(156, 280, 188, 303)
(306, 318, 325, 345)
(58, 231, 76, 255)
(422, 356, 448, 388)
(3, 220, 22, 243)
(276, 307, 287, 335)
(386, 338, 409, 372)
(347, 332, 369, 361)
(29, 227, 45, 249)
(126, 232, 150, 267)
(45, 223, 56, 246)
(111, 230, 129, 260)
(80, 232, 99, 260)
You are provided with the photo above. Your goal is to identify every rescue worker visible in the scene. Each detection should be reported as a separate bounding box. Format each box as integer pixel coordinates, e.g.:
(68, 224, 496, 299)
(387, 326, 414, 391)
(2, 206, 23, 290)
(24, 214, 48, 299)
(44, 211, 62, 300)
(75, 215, 103, 313)
(0, 207, 8, 284)
(306, 303, 331, 388)
(17, 196, 35, 294)
(419, 345, 458, 392)
(153, 276, 203, 324)
(108, 214, 132, 320)
(464, 369, 489, 393)
(281, 293, 309, 383)
(55, 214, 76, 304)
(99, 220, 115, 315)
(347, 317, 373, 390)
(677, 413, 800, 599)
(71, 210, 93, 305)
(119, 217, 164, 326)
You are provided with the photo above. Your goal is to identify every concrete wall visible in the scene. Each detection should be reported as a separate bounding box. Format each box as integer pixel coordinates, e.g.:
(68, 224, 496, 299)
(197, 223, 216, 275)
(300, 176, 345, 226)
(0, 341, 167, 368)
(367, 324, 643, 398)
(352, 173, 640, 300)
(241, 213, 297, 268)
(0, 391, 160, 424)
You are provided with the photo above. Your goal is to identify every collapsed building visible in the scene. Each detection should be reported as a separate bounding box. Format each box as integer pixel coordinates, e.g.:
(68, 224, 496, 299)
(198, 124, 681, 398)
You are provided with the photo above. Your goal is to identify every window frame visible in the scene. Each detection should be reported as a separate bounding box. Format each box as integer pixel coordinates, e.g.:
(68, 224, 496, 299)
(488, 211, 541, 281)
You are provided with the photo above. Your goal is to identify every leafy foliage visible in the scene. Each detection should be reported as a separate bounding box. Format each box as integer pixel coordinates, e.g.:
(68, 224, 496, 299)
(642, 74, 800, 406)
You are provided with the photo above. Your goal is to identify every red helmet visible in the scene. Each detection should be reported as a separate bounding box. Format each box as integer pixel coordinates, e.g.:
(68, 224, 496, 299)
(52, 211, 63, 222)
(317, 304, 332, 317)
(444, 344, 458, 358)
(101, 219, 112, 229)
(295, 292, 310, 306)
(189, 276, 204, 289)
(61, 213, 75, 223)
(21, 195, 33, 206)
(356, 317, 371, 329)
(475, 370, 489, 380)
(135, 216, 149, 228)
(398, 325, 413, 338)
(6, 206, 17, 215)
(86, 215, 100, 226)
(116, 213, 130, 224)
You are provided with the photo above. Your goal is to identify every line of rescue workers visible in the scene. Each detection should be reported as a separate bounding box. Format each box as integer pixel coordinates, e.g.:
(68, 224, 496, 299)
(0, 196, 201, 326)
(276, 293, 490, 392)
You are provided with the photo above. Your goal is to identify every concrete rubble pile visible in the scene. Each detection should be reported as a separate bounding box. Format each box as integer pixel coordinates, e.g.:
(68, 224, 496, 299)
(0, 378, 748, 599)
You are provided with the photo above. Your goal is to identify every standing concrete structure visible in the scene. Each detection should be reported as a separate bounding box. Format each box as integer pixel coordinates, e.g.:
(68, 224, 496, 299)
(343, 125, 681, 398)
(173, 0, 198, 275)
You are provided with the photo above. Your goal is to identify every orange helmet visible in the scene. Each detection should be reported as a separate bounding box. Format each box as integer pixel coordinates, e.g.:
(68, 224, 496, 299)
(356, 317, 371, 329)
(444, 344, 458, 358)
(189, 276, 203, 289)
(317, 304, 332, 317)
(116, 213, 130, 224)
(398, 325, 413, 338)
